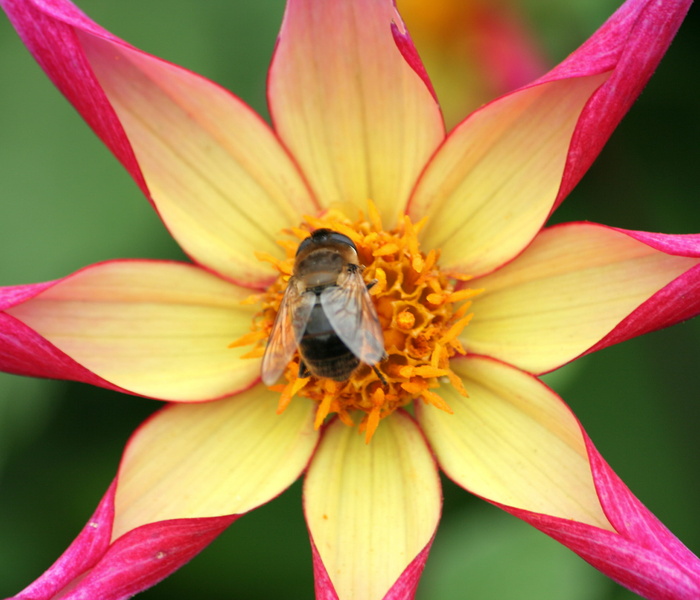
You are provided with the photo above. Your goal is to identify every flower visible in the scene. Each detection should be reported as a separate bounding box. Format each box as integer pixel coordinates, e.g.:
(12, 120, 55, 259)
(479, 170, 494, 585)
(1, 0, 700, 599)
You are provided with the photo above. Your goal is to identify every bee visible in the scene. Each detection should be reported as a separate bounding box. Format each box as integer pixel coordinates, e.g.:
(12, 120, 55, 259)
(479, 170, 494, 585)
(261, 228, 386, 385)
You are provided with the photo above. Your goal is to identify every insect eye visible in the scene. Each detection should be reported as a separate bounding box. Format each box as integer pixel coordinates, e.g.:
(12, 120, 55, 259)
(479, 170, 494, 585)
(326, 232, 356, 249)
(296, 236, 315, 256)
(296, 229, 357, 255)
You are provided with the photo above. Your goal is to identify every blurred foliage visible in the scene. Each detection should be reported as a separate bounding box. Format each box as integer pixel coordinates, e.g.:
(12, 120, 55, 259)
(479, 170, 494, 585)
(0, 0, 698, 598)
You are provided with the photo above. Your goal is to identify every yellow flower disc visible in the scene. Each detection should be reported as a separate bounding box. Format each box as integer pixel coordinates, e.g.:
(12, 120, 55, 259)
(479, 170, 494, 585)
(233, 203, 480, 442)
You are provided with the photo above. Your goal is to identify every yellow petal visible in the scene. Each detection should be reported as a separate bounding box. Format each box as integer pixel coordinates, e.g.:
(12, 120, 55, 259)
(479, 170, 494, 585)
(8, 261, 259, 400)
(268, 0, 444, 227)
(410, 73, 608, 276)
(113, 385, 318, 539)
(77, 33, 317, 285)
(417, 356, 612, 529)
(305, 412, 441, 600)
(464, 224, 700, 373)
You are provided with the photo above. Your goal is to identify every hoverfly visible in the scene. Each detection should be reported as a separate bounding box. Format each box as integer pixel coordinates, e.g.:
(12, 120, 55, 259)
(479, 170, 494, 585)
(261, 229, 386, 385)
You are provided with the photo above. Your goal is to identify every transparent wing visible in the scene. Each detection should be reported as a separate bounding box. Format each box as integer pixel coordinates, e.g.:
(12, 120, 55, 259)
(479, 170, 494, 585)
(261, 280, 315, 385)
(320, 270, 385, 365)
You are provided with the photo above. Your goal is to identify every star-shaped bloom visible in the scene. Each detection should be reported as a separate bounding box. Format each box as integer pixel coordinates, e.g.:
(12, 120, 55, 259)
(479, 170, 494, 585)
(1, 0, 699, 599)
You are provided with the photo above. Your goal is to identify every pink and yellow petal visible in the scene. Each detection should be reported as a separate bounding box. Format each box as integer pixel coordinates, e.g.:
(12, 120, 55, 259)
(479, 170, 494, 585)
(417, 356, 610, 527)
(15, 480, 238, 600)
(2, 0, 317, 286)
(79, 35, 317, 285)
(0, 0, 144, 187)
(6, 260, 260, 401)
(417, 356, 700, 598)
(585, 230, 700, 358)
(114, 384, 318, 538)
(409, 0, 692, 276)
(510, 510, 700, 600)
(16, 480, 118, 600)
(65, 516, 237, 600)
(409, 72, 608, 277)
(304, 412, 440, 600)
(13, 388, 317, 599)
(502, 431, 700, 598)
(543, 0, 693, 209)
(0, 310, 121, 392)
(268, 0, 444, 227)
(464, 223, 700, 375)
(311, 539, 434, 600)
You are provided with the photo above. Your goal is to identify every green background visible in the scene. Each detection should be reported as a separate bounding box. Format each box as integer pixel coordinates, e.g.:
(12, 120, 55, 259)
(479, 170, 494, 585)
(0, 0, 698, 598)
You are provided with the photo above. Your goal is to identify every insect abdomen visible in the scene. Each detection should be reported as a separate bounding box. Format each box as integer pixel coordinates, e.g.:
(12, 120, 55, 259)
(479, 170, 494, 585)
(299, 298, 359, 381)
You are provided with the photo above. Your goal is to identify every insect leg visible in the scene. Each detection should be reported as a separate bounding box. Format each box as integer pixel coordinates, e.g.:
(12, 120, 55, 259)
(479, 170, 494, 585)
(372, 364, 387, 385)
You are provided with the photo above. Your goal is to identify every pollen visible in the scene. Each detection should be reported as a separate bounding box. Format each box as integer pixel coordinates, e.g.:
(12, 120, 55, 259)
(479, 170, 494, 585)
(233, 203, 481, 443)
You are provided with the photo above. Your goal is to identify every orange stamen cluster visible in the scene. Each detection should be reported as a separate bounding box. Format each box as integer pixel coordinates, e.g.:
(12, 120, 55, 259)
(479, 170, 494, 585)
(233, 204, 480, 442)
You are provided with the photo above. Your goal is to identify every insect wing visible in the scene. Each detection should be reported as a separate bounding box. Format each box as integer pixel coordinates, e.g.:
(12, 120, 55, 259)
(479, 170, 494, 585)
(320, 271, 385, 365)
(261, 280, 315, 385)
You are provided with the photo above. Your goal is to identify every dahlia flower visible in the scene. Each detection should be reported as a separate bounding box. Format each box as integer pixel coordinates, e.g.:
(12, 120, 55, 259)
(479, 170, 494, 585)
(1, 0, 699, 599)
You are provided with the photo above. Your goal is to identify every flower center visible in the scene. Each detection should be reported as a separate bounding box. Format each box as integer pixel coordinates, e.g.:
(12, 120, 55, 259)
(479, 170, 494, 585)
(232, 203, 479, 442)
